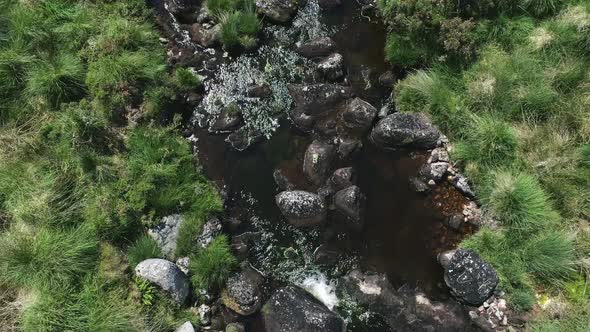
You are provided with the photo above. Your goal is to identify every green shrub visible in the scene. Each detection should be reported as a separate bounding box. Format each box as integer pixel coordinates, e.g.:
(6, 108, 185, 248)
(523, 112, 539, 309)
(522, 0, 564, 17)
(219, 10, 260, 49)
(189, 235, 237, 292)
(127, 234, 162, 268)
(522, 231, 575, 284)
(0, 225, 98, 290)
(453, 116, 518, 167)
(25, 53, 86, 110)
(482, 170, 560, 232)
(175, 67, 202, 90)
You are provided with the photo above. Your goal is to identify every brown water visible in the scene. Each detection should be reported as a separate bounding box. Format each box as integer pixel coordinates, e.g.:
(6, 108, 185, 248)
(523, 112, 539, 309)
(184, 1, 471, 330)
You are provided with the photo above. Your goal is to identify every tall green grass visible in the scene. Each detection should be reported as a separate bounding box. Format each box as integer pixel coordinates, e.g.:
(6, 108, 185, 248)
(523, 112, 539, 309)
(189, 235, 237, 292)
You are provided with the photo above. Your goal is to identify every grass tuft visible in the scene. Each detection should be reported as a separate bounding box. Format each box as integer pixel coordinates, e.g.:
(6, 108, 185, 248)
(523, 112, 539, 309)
(189, 235, 237, 292)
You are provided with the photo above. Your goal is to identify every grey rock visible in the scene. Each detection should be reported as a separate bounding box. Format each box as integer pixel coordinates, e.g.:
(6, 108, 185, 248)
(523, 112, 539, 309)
(148, 214, 183, 259)
(342, 269, 476, 332)
(273, 169, 295, 190)
(197, 217, 223, 249)
(209, 107, 242, 133)
(288, 84, 352, 117)
(378, 70, 395, 87)
(247, 83, 272, 98)
(317, 53, 344, 81)
(334, 185, 365, 230)
(296, 37, 337, 58)
(135, 259, 189, 304)
(453, 174, 476, 199)
(431, 147, 450, 163)
(262, 286, 345, 332)
(371, 113, 441, 150)
(337, 138, 362, 159)
(409, 177, 430, 193)
(199, 304, 211, 326)
(175, 257, 190, 274)
(441, 249, 499, 306)
(276, 191, 327, 227)
(303, 140, 336, 185)
(328, 167, 355, 192)
(226, 322, 246, 332)
(190, 23, 221, 47)
(226, 126, 263, 151)
(256, 0, 299, 23)
(419, 162, 449, 182)
(222, 265, 265, 316)
(342, 98, 378, 131)
(175, 321, 195, 332)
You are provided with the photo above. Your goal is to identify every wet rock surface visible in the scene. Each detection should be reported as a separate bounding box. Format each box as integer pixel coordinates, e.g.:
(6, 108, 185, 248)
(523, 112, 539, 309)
(190, 23, 221, 47)
(135, 259, 189, 304)
(288, 83, 352, 118)
(342, 269, 477, 332)
(226, 126, 263, 151)
(303, 140, 336, 185)
(197, 217, 223, 248)
(276, 190, 327, 227)
(296, 37, 337, 58)
(440, 249, 499, 306)
(333, 185, 365, 230)
(341, 97, 378, 131)
(222, 265, 265, 316)
(371, 113, 441, 150)
(317, 53, 344, 81)
(262, 286, 345, 332)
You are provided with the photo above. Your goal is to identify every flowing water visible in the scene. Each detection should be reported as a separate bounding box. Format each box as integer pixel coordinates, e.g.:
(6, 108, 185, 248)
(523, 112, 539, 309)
(158, 1, 472, 330)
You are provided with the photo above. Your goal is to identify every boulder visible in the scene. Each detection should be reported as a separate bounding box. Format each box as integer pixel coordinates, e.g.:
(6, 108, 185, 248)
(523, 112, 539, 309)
(262, 286, 345, 332)
(148, 214, 182, 258)
(318, 0, 342, 10)
(288, 84, 352, 117)
(370, 113, 441, 150)
(197, 217, 223, 248)
(190, 23, 221, 47)
(336, 137, 362, 159)
(135, 259, 189, 304)
(328, 167, 354, 192)
(175, 321, 195, 332)
(342, 269, 476, 332)
(226, 126, 263, 151)
(296, 37, 337, 58)
(430, 147, 450, 163)
(419, 162, 449, 182)
(334, 186, 365, 230)
(317, 53, 344, 81)
(256, 0, 299, 23)
(276, 191, 327, 227)
(222, 265, 265, 316)
(342, 98, 378, 131)
(247, 83, 273, 98)
(303, 140, 336, 185)
(209, 108, 242, 133)
(440, 249, 499, 306)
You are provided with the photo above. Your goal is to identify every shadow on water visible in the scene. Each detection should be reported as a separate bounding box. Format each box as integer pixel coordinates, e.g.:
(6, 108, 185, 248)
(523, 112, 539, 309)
(188, 1, 472, 330)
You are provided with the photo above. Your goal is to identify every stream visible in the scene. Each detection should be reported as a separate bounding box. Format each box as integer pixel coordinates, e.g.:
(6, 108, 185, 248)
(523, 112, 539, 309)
(155, 1, 476, 330)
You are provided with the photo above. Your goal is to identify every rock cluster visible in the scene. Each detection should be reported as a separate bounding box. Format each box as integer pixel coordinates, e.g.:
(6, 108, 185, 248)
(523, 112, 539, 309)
(135, 258, 190, 304)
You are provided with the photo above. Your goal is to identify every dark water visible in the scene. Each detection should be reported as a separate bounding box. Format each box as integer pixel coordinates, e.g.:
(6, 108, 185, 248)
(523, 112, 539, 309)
(186, 1, 471, 330)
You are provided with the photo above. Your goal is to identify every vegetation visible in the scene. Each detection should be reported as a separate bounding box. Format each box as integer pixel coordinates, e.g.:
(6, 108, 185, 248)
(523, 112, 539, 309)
(0, 0, 229, 330)
(207, 0, 260, 50)
(380, 0, 590, 326)
(189, 235, 238, 292)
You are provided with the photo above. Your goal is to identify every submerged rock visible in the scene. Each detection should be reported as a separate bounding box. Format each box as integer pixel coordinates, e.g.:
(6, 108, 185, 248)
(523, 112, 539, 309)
(262, 286, 345, 332)
(209, 107, 242, 133)
(378, 70, 396, 87)
(256, 0, 299, 23)
(371, 113, 441, 150)
(318, 0, 342, 10)
(341, 97, 378, 131)
(135, 259, 189, 304)
(409, 177, 430, 194)
(440, 249, 499, 306)
(273, 169, 295, 190)
(276, 191, 327, 227)
(328, 167, 355, 192)
(222, 265, 265, 316)
(225, 323, 245, 332)
(317, 53, 344, 81)
(247, 83, 273, 98)
(303, 140, 336, 185)
(296, 37, 337, 58)
(342, 269, 476, 332)
(334, 185, 365, 230)
(148, 214, 182, 259)
(226, 126, 263, 151)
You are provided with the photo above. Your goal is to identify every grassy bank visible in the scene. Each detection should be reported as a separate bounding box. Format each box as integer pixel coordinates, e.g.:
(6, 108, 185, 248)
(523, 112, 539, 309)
(378, 0, 590, 328)
(0, 0, 233, 330)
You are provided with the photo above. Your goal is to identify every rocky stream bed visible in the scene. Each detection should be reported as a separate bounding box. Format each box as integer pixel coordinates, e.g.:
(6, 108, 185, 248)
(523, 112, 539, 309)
(139, 1, 517, 331)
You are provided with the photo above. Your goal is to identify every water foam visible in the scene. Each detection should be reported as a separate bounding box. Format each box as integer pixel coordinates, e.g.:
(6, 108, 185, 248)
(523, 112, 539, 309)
(298, 273, 339, 311)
